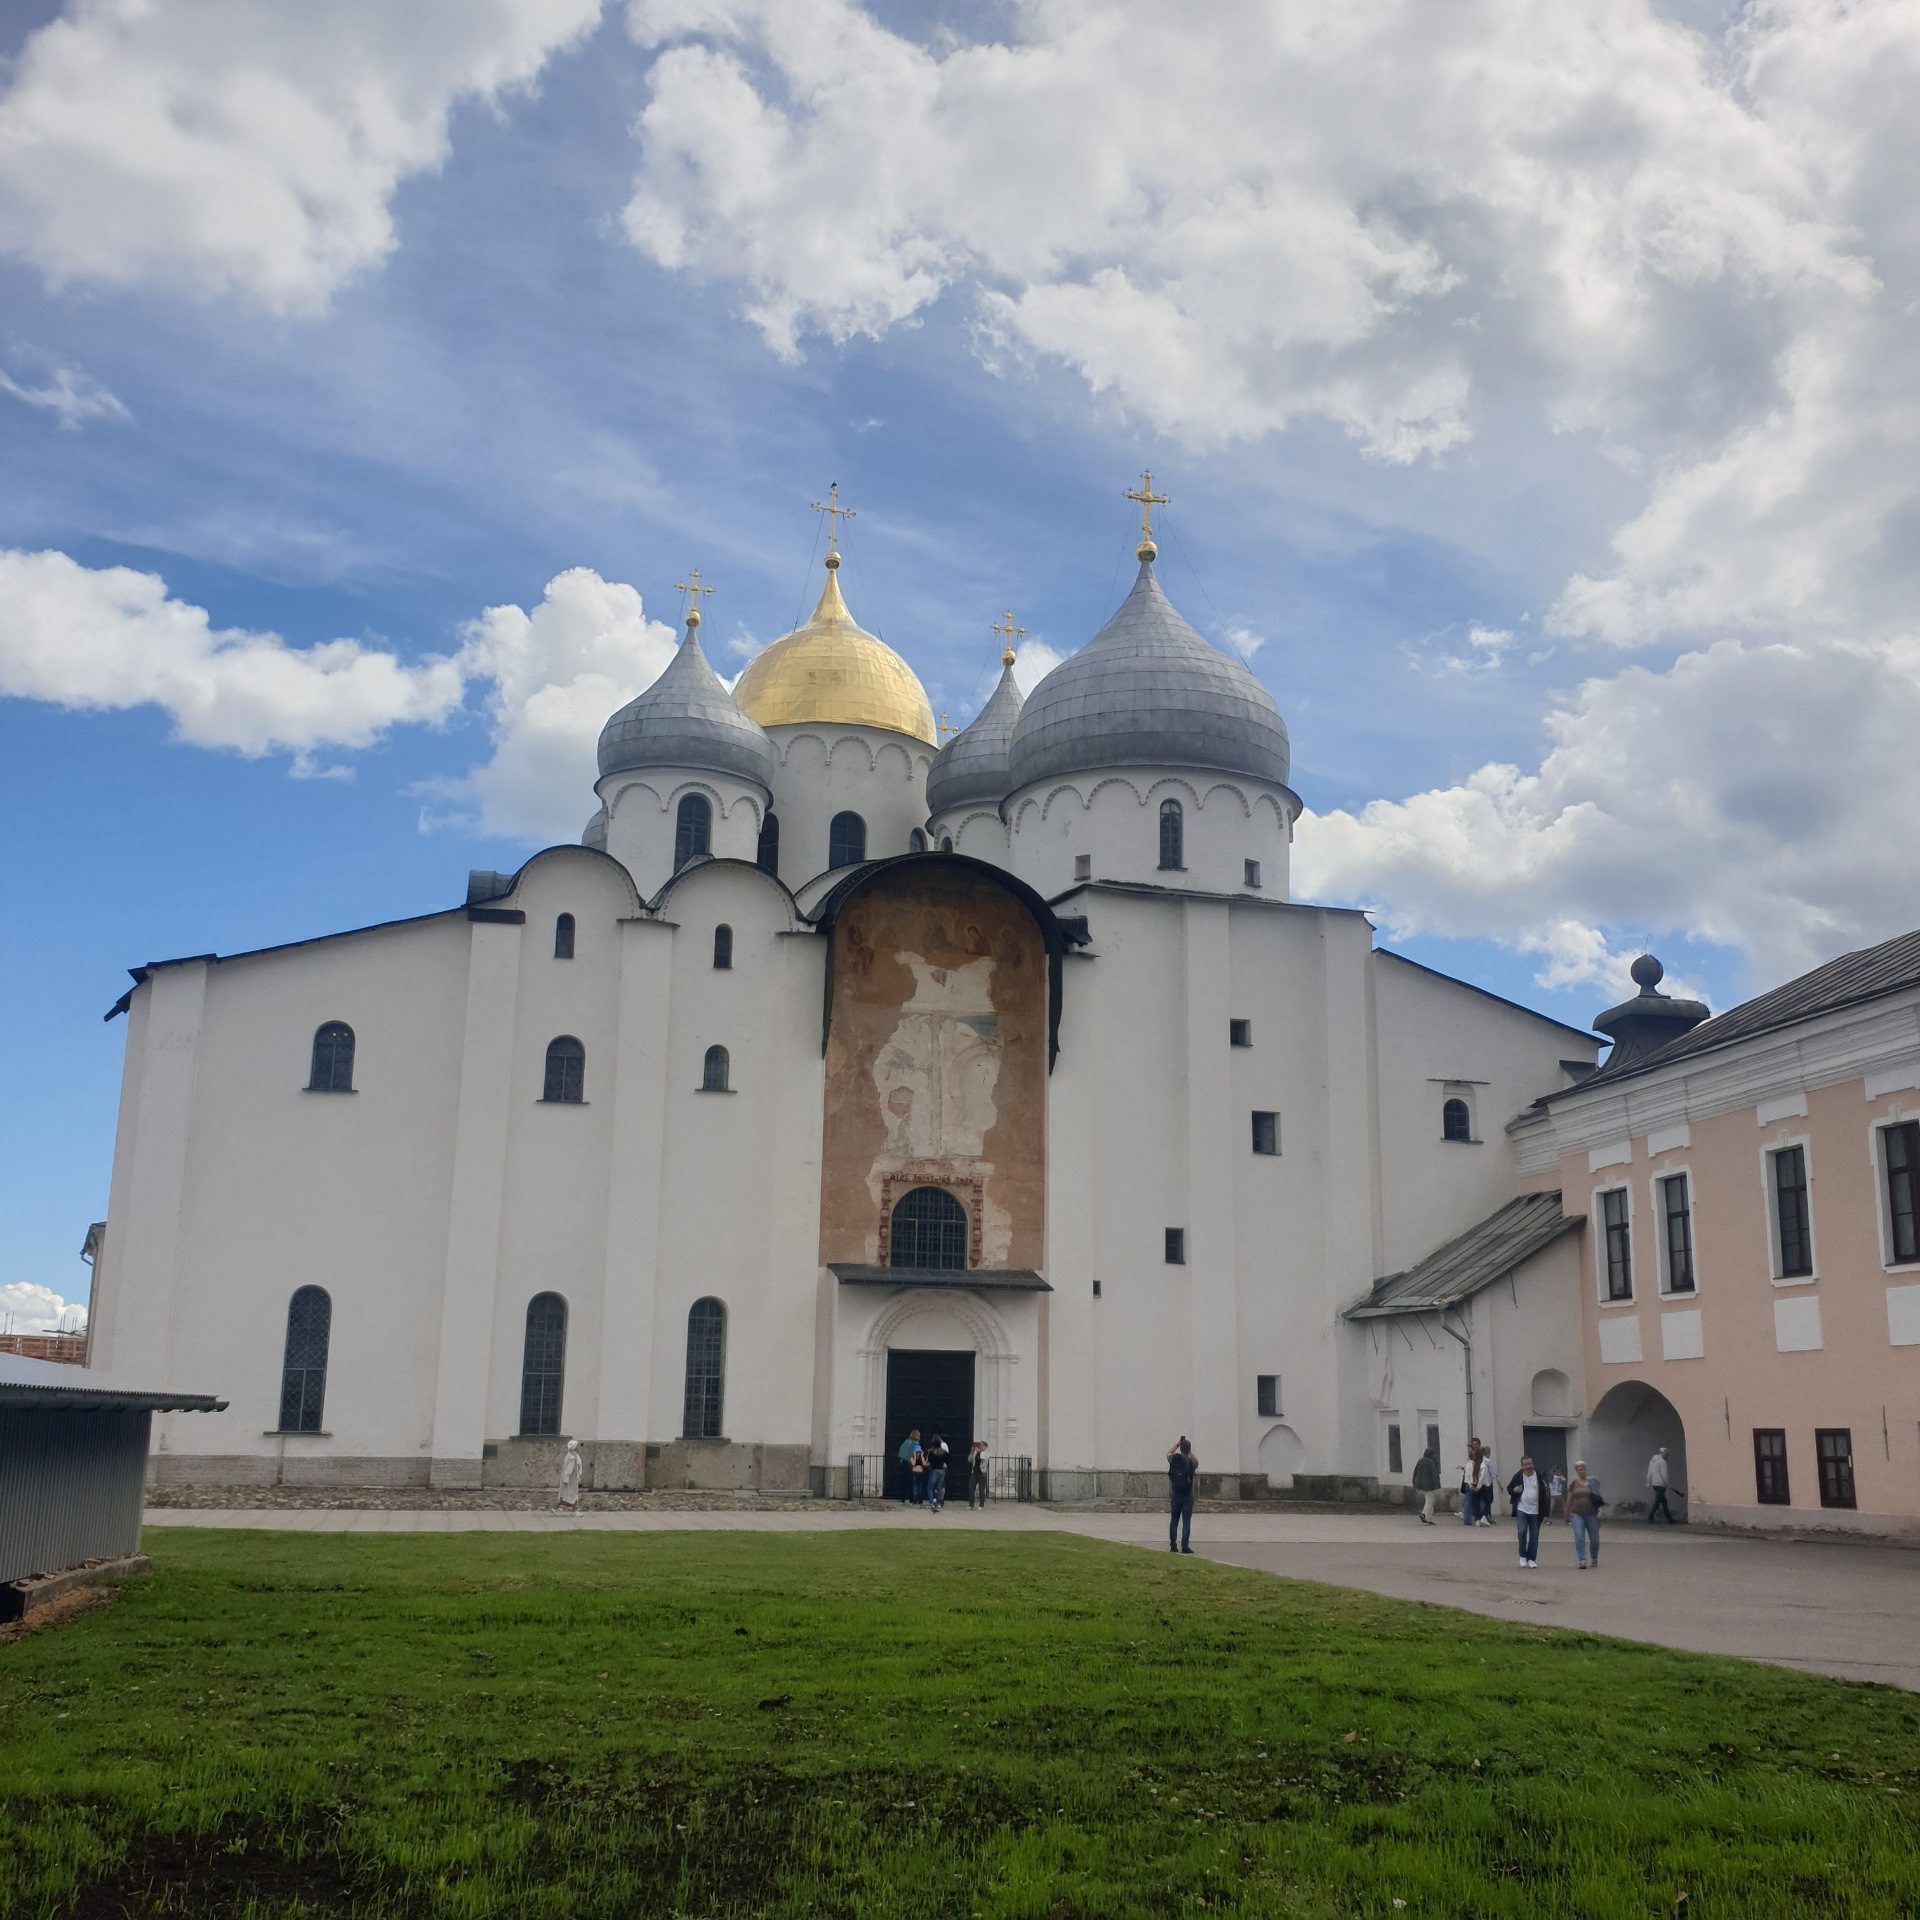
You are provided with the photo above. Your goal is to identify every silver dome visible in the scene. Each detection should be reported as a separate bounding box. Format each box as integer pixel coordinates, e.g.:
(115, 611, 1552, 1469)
(925, 659, 1025, 815)
(596, 628, 775, 789)
(1006, 561, 1289, 793)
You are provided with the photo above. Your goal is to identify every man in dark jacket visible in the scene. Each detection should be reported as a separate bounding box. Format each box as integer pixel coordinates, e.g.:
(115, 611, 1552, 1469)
(1167, 1437, 1198, 1554)
(1411, 1443, 1441, 1524)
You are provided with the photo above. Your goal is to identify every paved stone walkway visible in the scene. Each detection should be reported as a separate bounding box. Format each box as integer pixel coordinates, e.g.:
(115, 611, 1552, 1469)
(145, 1504, 1920, 1692)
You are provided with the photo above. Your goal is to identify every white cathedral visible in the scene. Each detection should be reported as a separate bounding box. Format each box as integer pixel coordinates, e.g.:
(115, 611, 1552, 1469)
(90, 492, 1603, 1499)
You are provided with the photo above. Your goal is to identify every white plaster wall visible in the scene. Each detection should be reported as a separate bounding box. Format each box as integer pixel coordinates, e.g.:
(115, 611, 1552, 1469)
(763, 727, 934, 887)
(1003, 769, 1293, 901)
(597, 770, 767, 901)
(925, 804, 1009, 859)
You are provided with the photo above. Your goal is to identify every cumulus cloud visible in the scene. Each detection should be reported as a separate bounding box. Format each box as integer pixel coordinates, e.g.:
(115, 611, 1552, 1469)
(1295, 631, 1920, 990)
(0, 0, 603, 310)
(435, 567, 679, 841)
(0, 1280, 84, 1334)
(0, 548, 467, 765)
(0, 359, 130, 428)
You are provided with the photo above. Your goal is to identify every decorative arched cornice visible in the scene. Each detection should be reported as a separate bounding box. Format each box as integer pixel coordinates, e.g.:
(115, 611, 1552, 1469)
(862, 1285, 1016, 1361)
(1194, 780, 1254, 820)
(768, 728, 931, 780)
(603, 775, 766, 822)
(495, 843, 645, 918)
(649, 855, 804, 922)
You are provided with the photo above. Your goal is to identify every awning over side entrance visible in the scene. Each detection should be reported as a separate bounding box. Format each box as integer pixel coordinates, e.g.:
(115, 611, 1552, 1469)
(1342, 1190, 1579, 1320)
(830, 1265, 1051, 1292)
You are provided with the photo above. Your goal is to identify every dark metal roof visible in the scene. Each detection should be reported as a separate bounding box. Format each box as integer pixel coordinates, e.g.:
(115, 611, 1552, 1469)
(925, 658, 1024, 814)
(830, 1265, 1051, 1291)
(1343, 1190, 1580, 1319)
(1564, 926, 1920, 1096)
(1007, 560, 1291, 792)
(597, 627, 776, 787)
(0, 1353, 225, 1413)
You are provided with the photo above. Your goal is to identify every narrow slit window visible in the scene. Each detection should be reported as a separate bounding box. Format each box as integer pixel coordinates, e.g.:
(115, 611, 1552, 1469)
(543, 1035, 585, 1103)
(1257, 1374, 1279, 1418)
(1774, 1145, 1813, 1277)
(889, 1185, 968, 1271)
(1165, 1227, 1186, 1266)
(682, 1297, 726, 1440)
(308, 1021, 355, 1093)
(277, 1287, 331, 1433)
(553, 913, 575, 960)
(1753, 1428, 1790, 1505)
(701, 1044, 729, 1092)
(518, 1293, 567, 1437)
(1074, 853, 1091, 882)
(1251, 1111, 1279, 1155)
(756, 811, 780, 877)
(1387, 1424, 1403, 1474)
(828, 811, 867, 868)
(1442, 1098, 1472, 1142)
(940, 836, 953, 853)
(674, 793, 711, 869)
(1158, 799, 1184, 870)
(1884, 1120, 1919, 1264)
(909, 828, 926, 853)
(1661, 1173, 1695, 1292)
(712, 924, 732, 970)
(1601, 1188, 1632, 1300)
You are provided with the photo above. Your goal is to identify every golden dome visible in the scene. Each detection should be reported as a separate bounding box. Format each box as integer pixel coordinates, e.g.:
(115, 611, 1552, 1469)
(733, 558, 936, 743)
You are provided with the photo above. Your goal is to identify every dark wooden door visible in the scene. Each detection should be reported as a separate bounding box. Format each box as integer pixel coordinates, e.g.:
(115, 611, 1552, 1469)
(884, 1349, 976, 1499)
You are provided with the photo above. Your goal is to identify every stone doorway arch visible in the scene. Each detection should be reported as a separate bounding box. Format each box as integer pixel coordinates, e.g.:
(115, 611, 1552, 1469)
(1585, 1380, 1687, 1519)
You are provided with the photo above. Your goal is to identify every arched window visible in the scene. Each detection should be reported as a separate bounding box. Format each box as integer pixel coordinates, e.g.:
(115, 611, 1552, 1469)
(828, 811, 867, 868)
(553, 913, 575, 959)
(682, 1297, 726, 1439)
(756, 811, 780, 876)
(713, 924, 733, 970)
(940, 836, 953, 854)
(909, 828, 926, 853)
(1158, 799, 1184, 870)
(543, 1035, 585, 1103)
(701, 1044, 730, 1092)
(308, 1021, 354, 1093)
(674, 793, 712, 868)
(890, 1185, 968, 1271)
(1442, 1097, 1472, 1142)
(518, 1292, 567, 1437)
(278, 1286, 331, 1432)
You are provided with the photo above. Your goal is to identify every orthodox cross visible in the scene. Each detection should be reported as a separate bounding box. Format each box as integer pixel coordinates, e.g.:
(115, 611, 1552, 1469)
(938, 712, 954, 746)
(991, 608, 1025, 667)
(674, 568, 714, 629)
(1125, 471, 1169, 558)
(811, 483, 857, 555)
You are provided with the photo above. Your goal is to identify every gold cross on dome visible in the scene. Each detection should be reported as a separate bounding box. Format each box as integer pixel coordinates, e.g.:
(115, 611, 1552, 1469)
(938, 712, 954, 746)
(811, 482, 857, 554)
(1125, 470, 1169, 556)
(991, 608, 1025, 667)
(674, 569, 714, 628)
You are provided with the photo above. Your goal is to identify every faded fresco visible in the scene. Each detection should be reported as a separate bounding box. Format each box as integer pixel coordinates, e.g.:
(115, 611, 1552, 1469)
(820, 865, 1046, 1271)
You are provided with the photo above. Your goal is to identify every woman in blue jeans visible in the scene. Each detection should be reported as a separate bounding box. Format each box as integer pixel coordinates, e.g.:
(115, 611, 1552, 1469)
(1566, 1461, 1604, 1568)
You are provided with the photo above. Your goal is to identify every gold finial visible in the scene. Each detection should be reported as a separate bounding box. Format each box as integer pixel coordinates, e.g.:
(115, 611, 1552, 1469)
(811, 482, 857, 569)
(991, 608, 1025, 668)
(1125, 470, 1169, 561)
(674, 568, 714, 631)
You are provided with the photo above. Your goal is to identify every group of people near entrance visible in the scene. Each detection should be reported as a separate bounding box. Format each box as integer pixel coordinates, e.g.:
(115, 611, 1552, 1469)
(896, 1431, 991, 1510)
(1410, 1438, 1679, 1568)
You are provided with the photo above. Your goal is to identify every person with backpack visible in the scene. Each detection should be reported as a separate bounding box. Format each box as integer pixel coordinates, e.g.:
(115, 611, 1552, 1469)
(897, 1428, 923, 1504)
(925, 1435, 950, 1512)
(1167, 1437, 1199, 1554)
(1411, 1441, 1441, 1524)
(1566, 1460, 1605, 1568)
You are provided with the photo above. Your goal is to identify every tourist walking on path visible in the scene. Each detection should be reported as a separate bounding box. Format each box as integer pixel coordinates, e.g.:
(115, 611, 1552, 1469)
(1507, 1457, 1544, 1567)
(1458, 1444, 1478, 1526)
(1167, 1438, 1198, 1554)
(558, 1438, 583, 1512)
(1567, 1461, 1605, 1568)
(1646, 1447, 1678, 1523)
(1472, 1443, 1497, 1526)
(1412, 1443, 1441, 1523)
(925, 1436, 950, 1512)
(898, 1429, 922, 1504)
(968, 1440, 990, 1508)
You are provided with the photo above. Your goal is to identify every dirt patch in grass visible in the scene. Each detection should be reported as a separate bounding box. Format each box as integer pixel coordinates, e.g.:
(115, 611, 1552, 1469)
(0, 1588, 114, 1645)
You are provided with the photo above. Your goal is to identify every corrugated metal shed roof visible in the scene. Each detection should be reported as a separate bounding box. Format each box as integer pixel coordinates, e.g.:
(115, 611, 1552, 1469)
(1344, 1190, 1579, 1319)
(1567, 926, 1920, 1096)
(0, 1352, 225, 1413)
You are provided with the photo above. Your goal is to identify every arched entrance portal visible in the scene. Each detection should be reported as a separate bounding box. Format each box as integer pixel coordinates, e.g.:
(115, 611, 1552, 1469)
(1586, 1380, 1688, 1519)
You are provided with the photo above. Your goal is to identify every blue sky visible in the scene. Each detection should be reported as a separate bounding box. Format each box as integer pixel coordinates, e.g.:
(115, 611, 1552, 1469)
(4, 0, 1918, 1324)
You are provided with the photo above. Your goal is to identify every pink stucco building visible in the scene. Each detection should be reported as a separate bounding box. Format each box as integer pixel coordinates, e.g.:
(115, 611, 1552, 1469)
(1511, 932, 1920, 1536)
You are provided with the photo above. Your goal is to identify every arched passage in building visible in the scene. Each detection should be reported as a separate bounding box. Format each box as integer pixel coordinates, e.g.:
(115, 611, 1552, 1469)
(1585, 1379, 1688, 1520)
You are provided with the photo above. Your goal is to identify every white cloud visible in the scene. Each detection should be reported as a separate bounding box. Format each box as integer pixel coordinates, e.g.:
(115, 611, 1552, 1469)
(1222, 625, 1266, 665)
(0, 0, 603, 311)
(1295, 630, 1920, 991)
(1011, 639, 1063, 695)
(0, 548, 466, 762)
(0, 1281, 84, 1334)
(435, 566, 679, 841)
(0, 360, 130, 428)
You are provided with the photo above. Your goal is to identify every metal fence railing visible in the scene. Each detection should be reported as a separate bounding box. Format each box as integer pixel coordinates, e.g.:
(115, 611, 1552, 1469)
(846, 1454, 1033, 1502)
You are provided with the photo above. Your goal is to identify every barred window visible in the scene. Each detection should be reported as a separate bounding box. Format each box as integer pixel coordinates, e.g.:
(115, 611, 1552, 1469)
(543, 1035, 585, 1103)
(1158, 799, 1184, 870)
(1601, 1188, 1632, 1300)
(308, 1022, 355, 1093)
(1442, 1098, 1472, 1142)
(890, 1185, 967, 1270)
(553, 913, 575, 959)
(683, 1297, 726, 1439)
(278, 1287, 331, 1433)
(1884, 1121, 1919, 1264)
(518, 1293, 567, 1437)
(829, 811, 867, 868)
(1662, 1174, 1695, 1292)
(674, 793, 711, 869)
(701, 1044, 730, 1092)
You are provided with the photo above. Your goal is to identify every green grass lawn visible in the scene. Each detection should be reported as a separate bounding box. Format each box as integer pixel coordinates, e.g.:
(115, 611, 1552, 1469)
(3, 1528, 1919, 1918)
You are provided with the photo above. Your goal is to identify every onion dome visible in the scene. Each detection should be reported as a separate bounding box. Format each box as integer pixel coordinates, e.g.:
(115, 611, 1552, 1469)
(732, 555, 936, 744)
(1592, 956, 1711, 1072)
(597, 610, 775, 789)
(581, 806, 608, 851)
(1006, 558, 1289, 792)
(926, 650, 1025, 816)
